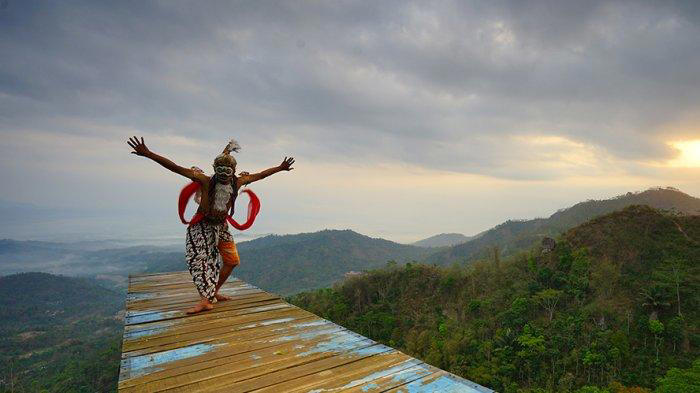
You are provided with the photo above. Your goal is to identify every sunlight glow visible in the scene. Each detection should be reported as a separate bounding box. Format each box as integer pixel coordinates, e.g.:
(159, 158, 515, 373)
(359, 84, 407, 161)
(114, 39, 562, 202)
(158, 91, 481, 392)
(669, 140, 700, 167)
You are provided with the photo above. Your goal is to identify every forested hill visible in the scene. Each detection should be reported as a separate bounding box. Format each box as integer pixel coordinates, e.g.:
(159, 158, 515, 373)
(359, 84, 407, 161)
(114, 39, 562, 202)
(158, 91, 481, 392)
(290, 205, 700, 392)
(428, 187, 700, 266)
(412, 233, 472, 247)
(149, 229, 435, 295)
(0, 273, 123, 392)
(235, 229, 434, 295)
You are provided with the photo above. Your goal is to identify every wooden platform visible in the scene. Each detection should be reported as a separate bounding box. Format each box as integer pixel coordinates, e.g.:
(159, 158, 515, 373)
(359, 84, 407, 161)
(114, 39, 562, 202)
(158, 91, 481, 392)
(119, 271, 494, 393)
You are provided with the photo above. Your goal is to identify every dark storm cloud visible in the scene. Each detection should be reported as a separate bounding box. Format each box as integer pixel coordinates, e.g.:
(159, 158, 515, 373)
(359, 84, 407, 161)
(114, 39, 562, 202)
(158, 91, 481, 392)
(2, 0, 699, 179)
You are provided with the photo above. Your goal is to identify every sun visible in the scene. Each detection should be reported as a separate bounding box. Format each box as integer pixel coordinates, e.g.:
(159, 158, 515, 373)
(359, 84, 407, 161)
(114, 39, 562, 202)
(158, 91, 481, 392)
(669, 140, 700, 167)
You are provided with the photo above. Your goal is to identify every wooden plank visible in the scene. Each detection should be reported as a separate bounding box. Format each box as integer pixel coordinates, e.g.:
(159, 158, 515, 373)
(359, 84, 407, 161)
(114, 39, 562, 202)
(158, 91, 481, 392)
(123, 298, 288, 336)
(122, 308, 313, 352)
(118, 271, 493, 393)
(126, 287, 264, 311)
(385, 370, 494, 393)
(124, 294, 283, 325)
(121, 337, 383, 392)
(123, 307, 312, 343)
(167, 345, 396, 393)
(122, 318, 342, 358)
(249, 350, 418, 393)
(340, 361, 440, 392)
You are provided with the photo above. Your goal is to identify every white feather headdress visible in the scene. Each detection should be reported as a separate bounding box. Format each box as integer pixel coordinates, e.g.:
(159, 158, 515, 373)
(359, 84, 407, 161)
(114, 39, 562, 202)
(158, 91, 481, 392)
(222, 139, 241, 155)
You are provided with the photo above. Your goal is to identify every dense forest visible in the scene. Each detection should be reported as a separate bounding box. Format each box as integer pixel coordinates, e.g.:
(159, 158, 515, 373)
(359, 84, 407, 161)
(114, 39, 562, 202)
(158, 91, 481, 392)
(290, 206, 700, 392)
(0, 273, 123, 393)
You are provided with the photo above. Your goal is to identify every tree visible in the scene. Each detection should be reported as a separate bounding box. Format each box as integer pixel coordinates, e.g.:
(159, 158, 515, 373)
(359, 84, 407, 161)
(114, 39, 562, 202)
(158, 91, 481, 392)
(640, 286, 671, 321)
(648, 319, 664, 362)
(655, 359, 700, 393)
(534, 288, 563, 322)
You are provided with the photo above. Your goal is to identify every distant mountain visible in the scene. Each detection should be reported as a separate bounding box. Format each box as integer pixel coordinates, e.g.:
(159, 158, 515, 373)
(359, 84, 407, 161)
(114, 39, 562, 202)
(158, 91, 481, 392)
(0, 230, 432, 295)
(0, 272, 123, 392)
(428, 187, 700, 265)
(291, 205, 700, 392)
(236, 229, 433, 295)
(411, 233, 472, 247)
(148, 229, 433, 295)
(0, 239, 181, 278)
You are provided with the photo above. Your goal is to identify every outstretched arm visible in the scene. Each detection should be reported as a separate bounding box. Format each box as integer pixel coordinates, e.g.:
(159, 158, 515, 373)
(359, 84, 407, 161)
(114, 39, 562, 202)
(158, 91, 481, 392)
(240, 157, 294, 185)
(127, 136, 207, 182)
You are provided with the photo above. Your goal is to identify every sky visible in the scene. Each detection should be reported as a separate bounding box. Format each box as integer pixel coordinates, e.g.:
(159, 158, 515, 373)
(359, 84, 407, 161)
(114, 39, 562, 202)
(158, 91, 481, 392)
(1, 0, 699, 243)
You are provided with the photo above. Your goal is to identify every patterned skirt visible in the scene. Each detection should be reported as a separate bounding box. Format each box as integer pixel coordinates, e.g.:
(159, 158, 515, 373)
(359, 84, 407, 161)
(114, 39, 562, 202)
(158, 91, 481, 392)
(185, 220, 233, 301)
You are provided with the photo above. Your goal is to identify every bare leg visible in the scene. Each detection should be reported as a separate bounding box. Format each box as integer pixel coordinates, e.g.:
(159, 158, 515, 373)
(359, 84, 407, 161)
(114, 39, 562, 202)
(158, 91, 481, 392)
(186, 296, 214, 314)
(214, 264, 235, 301)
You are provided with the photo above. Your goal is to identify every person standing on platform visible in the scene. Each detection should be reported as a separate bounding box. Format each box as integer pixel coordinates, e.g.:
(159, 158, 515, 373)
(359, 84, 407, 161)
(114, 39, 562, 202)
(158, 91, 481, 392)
(127, 136, 294, 313)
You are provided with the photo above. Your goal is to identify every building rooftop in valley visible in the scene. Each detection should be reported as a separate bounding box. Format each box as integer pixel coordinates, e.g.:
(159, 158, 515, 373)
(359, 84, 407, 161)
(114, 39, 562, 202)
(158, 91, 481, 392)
(119, 271, 494, 392)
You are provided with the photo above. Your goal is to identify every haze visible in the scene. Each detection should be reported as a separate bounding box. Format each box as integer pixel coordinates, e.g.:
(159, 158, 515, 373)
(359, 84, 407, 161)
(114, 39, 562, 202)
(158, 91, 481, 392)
(1, 1, 699, 243)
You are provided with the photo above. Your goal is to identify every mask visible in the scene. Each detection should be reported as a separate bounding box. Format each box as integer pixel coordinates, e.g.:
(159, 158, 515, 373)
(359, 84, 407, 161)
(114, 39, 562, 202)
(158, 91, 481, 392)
(215, 166, 234, 177)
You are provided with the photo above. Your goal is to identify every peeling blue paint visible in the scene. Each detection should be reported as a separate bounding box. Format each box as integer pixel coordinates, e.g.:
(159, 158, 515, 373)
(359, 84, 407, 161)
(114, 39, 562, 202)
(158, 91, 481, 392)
(126, 310, 181, 325)
(124, 343, 222, 379)
(125, 325, 170, 339)
(120, 274, 495, 392)
(126, 292, 157, 301)
(296, 331, 373, 357)
(351, 343, 392, 356)
(270, 319, 333, 332)
(390, 364, 433, 383)
(273, 326, 343, 342)
(399, 374, 492, 393)
(290, 320, 328, 328)
(307, 359, 421, 392)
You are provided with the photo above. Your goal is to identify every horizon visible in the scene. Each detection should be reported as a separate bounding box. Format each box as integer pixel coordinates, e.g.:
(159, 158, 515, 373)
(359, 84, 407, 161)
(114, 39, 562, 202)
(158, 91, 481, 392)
(2, 1, 700, 243)
(1, 185, 696, 245)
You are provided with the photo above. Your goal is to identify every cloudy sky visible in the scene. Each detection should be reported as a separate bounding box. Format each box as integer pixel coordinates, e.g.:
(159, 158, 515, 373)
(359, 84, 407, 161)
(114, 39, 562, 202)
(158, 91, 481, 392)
(1, 0, 699, 243)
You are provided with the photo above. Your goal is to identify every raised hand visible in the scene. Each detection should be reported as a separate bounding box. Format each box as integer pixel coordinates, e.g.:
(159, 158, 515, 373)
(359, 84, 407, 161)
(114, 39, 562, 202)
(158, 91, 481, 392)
(279, 157, 295, 171)
(127, 136, 150, 157)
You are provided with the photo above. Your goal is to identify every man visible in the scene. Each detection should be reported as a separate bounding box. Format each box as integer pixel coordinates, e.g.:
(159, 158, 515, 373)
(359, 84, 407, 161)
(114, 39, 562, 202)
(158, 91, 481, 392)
(127, 136, 294, 313)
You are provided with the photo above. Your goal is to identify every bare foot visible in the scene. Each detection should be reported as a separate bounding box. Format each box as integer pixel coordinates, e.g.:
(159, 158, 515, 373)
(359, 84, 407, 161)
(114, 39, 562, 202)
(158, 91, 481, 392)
(214, 293, 233, 302)
(186, 301, 214, 314)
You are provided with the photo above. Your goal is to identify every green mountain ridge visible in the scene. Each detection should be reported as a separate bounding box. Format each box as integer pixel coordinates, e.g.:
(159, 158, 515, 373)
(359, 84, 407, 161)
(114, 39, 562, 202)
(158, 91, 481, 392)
(290, 205, 700, 392)
(428, 187, 700, 266)
(411, 232, 473, 248)
(237, 229, 435, 294)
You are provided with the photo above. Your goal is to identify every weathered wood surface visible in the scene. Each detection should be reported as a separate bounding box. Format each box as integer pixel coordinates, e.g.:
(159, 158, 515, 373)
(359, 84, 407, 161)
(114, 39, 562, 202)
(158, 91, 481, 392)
(119, 271, 493, 393)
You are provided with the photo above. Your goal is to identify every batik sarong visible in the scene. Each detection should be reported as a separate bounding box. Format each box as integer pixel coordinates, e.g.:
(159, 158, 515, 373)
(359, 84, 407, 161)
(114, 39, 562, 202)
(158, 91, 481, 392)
(185, 220, 237, 301)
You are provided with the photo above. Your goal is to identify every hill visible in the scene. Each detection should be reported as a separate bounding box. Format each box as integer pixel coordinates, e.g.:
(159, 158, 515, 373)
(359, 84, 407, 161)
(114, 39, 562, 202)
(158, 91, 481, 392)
(428, 187, 700, 266)
(290, 205, 700, 392)
(235, 229, 434, 295)
(412, 233, 472, 247)
(0, 230, 432, 295)
(0, 273, 123, 392)
(147, 229, 433, 295)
